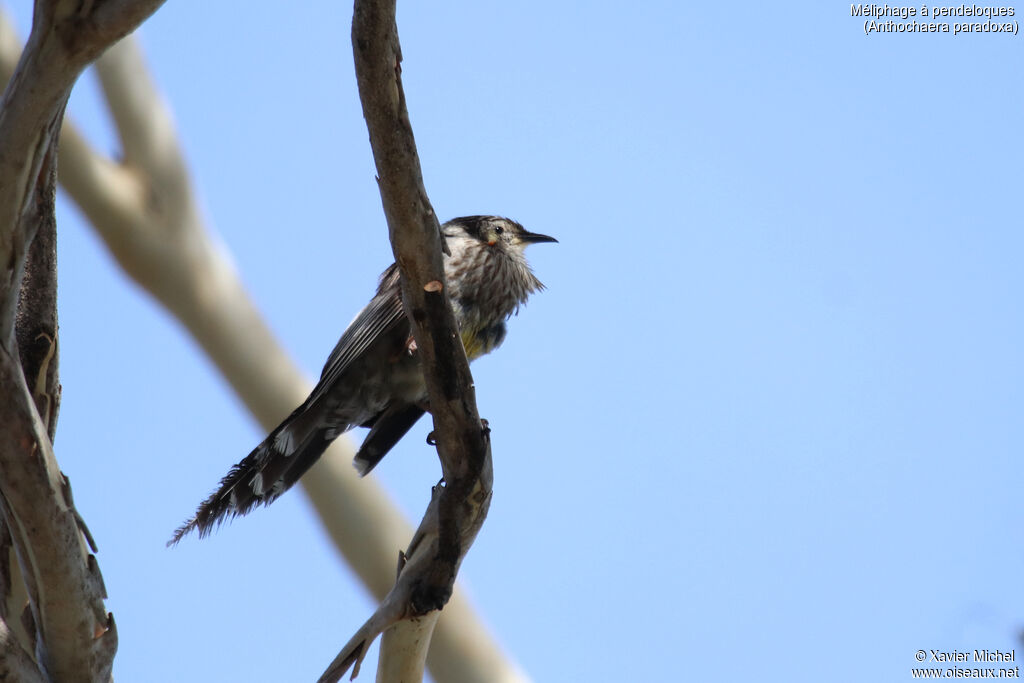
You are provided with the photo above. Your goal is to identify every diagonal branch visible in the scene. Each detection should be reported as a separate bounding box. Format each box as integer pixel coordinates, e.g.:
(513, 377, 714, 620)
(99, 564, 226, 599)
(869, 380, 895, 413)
(354, 0, 493, 618)
(320, 1, 495, 680)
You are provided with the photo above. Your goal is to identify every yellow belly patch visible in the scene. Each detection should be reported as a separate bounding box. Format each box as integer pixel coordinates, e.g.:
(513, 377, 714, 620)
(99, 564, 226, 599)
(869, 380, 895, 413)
(461, 329, 488, 361)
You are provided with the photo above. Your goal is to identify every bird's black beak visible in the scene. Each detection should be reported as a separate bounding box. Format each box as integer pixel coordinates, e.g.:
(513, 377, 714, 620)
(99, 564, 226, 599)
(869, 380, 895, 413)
(520, 230, 558, 244)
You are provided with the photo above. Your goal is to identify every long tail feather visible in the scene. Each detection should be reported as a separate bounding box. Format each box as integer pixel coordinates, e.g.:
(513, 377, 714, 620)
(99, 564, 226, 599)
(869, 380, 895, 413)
(168, 407, 345, 545)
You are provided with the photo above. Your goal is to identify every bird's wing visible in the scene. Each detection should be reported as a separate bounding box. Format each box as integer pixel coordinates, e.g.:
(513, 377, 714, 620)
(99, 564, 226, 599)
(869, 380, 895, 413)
(167, 265, 409, 544)
(309, 264, 406, 404)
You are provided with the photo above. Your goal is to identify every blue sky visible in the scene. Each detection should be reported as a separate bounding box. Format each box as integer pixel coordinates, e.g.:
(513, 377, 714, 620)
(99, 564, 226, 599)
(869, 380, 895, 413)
(5, 2, 1023, 681)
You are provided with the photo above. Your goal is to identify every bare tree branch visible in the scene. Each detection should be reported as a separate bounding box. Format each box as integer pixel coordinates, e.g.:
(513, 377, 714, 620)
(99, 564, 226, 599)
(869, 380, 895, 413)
(0, 0, 162, 342)
(319, 1, 497, 680)
(0, 139, 108, 682)
(354, 0, 493, 619)
(377, 613, 441, 682)
(319, 478, 492, 682)
(0, 620, 46, 683)
(15, 143, 60, 442)
(0, 1, 163, 679)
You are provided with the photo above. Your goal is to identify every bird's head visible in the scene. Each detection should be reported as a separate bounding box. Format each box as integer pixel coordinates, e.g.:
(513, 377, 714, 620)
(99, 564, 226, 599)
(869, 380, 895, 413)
(444, 215, 557, 255)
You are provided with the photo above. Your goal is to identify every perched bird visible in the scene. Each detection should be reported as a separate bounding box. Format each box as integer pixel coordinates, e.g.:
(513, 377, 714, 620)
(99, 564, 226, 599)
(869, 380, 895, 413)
(170, 216, 555, 544)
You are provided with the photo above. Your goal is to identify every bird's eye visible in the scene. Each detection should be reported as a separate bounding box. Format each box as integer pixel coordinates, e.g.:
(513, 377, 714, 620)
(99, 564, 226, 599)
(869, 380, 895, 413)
(494, 225, 504, 235)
